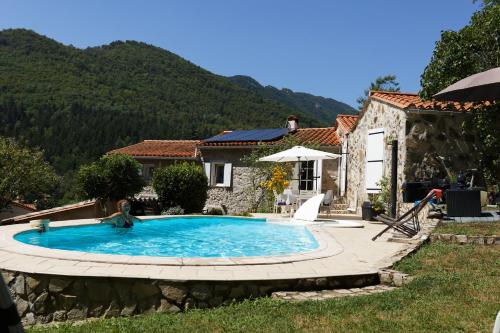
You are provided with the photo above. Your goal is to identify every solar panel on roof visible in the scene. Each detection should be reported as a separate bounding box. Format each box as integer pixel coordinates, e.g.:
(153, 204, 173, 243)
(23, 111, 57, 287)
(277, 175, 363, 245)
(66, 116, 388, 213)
(205, 128, 289, 143)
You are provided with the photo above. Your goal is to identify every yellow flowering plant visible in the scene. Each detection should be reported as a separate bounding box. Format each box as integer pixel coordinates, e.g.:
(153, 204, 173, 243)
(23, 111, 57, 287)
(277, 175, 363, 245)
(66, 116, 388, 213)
(259, 165, 290, 195)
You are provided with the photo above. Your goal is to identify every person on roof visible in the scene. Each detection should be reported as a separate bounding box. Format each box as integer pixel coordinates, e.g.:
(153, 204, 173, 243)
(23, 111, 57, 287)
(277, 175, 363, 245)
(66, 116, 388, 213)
(100, 199, 141, 228)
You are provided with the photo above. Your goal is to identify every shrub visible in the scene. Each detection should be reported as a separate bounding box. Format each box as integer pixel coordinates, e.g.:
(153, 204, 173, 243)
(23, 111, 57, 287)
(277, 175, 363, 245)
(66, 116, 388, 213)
(0, 137, 60, 210)
(76, 154, 145, 201)
(152, 162, 208, 214)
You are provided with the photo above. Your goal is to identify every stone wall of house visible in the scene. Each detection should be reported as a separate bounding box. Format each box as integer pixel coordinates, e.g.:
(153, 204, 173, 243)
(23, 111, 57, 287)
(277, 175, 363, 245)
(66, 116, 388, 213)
(346, 100, 408, 214)
(404, 112, 479, 181)
(201, 148, 257, 214)
(346, 100, 480, 214)
(201, 146, 341, 214)
(2, 269, 377, 325)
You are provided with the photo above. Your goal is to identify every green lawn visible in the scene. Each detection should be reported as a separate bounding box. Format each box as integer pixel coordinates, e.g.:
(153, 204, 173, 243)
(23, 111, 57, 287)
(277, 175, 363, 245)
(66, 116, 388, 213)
(28, 242, 499, 333)
(434, 222, 500, 236)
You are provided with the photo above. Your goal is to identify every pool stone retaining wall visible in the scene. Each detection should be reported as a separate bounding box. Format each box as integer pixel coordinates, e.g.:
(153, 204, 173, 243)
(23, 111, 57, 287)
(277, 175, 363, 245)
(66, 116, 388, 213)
(1, 270, 378, 325)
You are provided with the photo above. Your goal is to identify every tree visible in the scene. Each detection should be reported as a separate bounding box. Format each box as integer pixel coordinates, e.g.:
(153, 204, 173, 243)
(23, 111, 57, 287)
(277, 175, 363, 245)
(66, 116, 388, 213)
(0, 137, 59, 210)
(420, 4, 500, 185)
(152, 162, 208, 213)
(75, 154, 145, 202)
(356, 75, 400, 109)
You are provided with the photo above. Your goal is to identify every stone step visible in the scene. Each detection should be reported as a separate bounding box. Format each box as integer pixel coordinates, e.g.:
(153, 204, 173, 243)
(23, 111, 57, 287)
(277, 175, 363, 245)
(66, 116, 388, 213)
(328, 210, 351, 215)
(271, 284, 397, 302)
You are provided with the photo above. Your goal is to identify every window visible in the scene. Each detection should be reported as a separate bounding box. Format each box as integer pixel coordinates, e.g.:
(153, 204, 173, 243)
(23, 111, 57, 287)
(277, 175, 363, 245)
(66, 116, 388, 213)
(214, 164, 225, 185)
(204, 162, 232, 187)
(300, 161, 315, 191)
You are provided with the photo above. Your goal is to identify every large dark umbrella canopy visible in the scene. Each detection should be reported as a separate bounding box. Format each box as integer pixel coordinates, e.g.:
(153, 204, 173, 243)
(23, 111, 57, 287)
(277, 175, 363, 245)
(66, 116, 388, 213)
(433, 67, 500, 102)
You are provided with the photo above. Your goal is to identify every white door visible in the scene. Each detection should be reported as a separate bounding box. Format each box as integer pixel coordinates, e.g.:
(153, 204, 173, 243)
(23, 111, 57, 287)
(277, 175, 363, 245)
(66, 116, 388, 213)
(365, 128, 384, 193)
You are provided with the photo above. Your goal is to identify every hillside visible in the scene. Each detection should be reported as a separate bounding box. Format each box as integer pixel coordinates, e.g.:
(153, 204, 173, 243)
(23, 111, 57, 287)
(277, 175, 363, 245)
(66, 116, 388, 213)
(0, 29, 331, 173)
(228, 75, 356, 124)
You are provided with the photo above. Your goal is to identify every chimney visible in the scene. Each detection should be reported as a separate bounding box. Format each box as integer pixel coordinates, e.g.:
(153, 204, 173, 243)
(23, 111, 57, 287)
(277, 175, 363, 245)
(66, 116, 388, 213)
(287, 115, 299, 132)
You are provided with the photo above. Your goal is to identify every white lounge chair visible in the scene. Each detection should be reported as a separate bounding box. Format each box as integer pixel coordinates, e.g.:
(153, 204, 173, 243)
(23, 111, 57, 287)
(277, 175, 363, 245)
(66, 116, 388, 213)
(293, 194, 325, 222)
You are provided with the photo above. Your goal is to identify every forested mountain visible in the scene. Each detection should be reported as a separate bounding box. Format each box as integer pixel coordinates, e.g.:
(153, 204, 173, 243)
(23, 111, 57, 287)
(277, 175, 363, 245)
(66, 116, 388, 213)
(228, 75, 356, 124)
(0, 29, 351, 175)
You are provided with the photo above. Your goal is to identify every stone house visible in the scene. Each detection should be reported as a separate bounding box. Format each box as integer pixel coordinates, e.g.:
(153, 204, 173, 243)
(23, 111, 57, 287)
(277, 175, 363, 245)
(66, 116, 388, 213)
(111, 115, 359, 214)
(110, 140, 200, 182)
(346, 91, 483, 214)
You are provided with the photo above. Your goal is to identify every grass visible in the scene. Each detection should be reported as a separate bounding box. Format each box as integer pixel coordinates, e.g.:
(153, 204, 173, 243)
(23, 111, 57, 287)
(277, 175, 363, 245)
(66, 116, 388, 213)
(28, 242, 499, 333)
(434, 222, 500, 236)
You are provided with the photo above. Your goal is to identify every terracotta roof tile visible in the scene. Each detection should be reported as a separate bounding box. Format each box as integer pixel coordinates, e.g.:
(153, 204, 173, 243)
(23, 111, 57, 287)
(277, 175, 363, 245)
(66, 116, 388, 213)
(109, 140, 199, 158)
(200, 127, 340, 147)
(336, 114, 359, 134)
(369, 91, 489, 112)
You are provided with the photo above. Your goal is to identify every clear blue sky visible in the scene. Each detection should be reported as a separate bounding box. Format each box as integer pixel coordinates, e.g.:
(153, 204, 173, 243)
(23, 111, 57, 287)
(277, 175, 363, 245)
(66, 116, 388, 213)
(1, 0, 481, 107)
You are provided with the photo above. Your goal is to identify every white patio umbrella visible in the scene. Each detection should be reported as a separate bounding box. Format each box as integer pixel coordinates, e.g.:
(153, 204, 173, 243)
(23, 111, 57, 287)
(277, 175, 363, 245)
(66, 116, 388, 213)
(258, 146, 340, 193)
(258, 146, 340, 162)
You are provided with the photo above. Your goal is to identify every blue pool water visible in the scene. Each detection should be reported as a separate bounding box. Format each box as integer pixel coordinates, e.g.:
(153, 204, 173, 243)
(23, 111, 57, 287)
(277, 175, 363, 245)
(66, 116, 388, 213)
(14, 217, 318, 258)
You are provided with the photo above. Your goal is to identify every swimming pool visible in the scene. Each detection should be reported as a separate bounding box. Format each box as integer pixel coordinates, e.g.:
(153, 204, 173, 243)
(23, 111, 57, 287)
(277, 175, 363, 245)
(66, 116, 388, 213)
(14, 216, 319, 258)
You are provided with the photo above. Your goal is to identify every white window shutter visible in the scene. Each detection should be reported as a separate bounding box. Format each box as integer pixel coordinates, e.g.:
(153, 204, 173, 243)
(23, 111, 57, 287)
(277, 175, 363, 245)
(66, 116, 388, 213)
(223, 163, 232, 187)
(204, 162, 211, 185)
(365, 129, 384, 193)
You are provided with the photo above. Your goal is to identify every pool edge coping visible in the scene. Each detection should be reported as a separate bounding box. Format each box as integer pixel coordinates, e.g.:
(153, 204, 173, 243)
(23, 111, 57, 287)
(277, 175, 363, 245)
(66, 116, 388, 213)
(0, 217, 343, 268)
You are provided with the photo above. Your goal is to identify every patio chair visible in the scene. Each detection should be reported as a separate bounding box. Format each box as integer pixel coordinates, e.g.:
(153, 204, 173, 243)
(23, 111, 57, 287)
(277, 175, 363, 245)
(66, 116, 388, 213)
(371, 189, 442, 241)
(320, 190, 334, 216)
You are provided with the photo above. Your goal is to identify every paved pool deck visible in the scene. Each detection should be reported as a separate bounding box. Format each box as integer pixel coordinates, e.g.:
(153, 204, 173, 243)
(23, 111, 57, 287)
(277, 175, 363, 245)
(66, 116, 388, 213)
(0, 215, 410, 281)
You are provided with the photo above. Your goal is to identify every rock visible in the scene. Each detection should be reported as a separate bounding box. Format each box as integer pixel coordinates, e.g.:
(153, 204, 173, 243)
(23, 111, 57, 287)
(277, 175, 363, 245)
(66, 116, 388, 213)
(259, 285, 274, 295)
(157, 299, 181, 313)
(1, 271, 16, 285)
(191, 284, 212, 301)
(104, 300, 121, 318)
(209, 296, 224, 307)
(183, 297, 194, 311)
(455, 235, 467, 244)
(430, 234, 439, 242)
(36, 313, 53, 324)
(12, 275, 26, 296)
(440, 234, 453, 241)
(26, 276, 41, 293)
(53, 310, 67, 322)
(33, 292, 49, 314)
(485, 236, 495, 245)
(496, 236, 500, 245)
(16, 297, 29, 316)
(114, 281, 133, 303)
(213, 284, 231, 296)
(228, 285, 245, 299)
(315, 278, 328, 288)
(24, 312, 36, 326)
(28, 292, 37, 303)
(57, 294, 77, 310)
(49, 278, 72, 293)
(392, 273, 404, 287)
(121, 303, 137, 316)
(67, 307, 88, 321)
(160, 283, 188, 304)
(132, 282, 160, 300)
(86, 280, 111, 301)
(378, 271, 392, 285)
(67, 280, 86, 297)
(88, 303, 105, 317)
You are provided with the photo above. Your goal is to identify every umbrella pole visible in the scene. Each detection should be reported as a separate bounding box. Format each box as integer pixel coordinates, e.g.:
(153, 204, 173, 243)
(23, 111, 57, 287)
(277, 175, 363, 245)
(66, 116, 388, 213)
(298, 157, 301, 195)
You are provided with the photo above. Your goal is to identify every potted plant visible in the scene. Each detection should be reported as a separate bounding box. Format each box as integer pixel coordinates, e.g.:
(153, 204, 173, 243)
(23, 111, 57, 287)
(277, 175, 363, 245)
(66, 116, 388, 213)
(367, 177, 390, 220)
